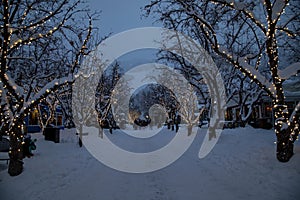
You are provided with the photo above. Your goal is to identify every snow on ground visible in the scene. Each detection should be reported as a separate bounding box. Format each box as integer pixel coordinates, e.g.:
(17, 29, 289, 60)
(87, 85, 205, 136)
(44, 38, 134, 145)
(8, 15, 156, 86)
(0, 126, 299, 200)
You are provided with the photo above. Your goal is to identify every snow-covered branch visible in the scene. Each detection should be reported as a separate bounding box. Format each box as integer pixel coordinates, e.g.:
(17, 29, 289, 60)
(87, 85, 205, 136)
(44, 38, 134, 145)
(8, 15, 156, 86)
(278, 62, 300, 80)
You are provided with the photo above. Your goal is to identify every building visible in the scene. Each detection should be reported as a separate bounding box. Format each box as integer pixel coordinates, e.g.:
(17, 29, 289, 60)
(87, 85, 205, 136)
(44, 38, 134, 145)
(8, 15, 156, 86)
(225, 78, 300, 128)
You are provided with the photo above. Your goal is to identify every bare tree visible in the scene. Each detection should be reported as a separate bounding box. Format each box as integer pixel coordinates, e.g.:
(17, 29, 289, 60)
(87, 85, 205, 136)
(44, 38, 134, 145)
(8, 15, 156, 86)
(0, 0, 94, 175)
(145, 0, 300, 162)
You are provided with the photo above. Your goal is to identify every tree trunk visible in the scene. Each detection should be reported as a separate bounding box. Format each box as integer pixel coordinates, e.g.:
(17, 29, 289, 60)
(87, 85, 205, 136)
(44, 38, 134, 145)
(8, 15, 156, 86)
(8, 123, 24, 176)
(98, 127, 103, 138)
(208, 127, 216, 140)
(274, 104, 294, 162)
(276, 129, 294, 162)
(187, 124, 193, 136)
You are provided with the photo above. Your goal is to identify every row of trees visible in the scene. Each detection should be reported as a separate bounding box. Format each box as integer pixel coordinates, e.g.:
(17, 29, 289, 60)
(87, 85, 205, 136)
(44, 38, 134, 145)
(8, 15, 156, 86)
(0, 0, 98, 176)
(145, 0, 300, 162)
(1, 0, 299, 177)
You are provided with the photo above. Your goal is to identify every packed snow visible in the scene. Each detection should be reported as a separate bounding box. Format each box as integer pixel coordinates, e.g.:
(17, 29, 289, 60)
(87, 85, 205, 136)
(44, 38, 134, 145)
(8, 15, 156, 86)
(0, 126, 299, 200)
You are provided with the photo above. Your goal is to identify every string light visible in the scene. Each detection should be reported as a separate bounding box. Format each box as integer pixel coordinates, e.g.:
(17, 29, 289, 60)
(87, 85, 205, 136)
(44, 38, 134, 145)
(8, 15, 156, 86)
(0, 0, 95, 173)
(187, 0, 298, 161)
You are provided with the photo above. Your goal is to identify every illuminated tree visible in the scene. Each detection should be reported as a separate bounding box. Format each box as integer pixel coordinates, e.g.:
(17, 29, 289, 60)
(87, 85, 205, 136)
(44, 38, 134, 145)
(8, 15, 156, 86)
(54, 83, 75, 128)
(72, 50, 104, 138)
(0, 0, 94, 176)
(95, 62, 127, 135)
(37, 95, 57, 132)
(145, 0, 300, 162)
(151, 65, 205, 135)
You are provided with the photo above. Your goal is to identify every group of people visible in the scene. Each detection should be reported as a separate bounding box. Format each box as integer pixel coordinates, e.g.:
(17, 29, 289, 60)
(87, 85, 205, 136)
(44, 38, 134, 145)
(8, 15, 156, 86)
(23, 135, 37, 158)
(167, 111, 181, 132)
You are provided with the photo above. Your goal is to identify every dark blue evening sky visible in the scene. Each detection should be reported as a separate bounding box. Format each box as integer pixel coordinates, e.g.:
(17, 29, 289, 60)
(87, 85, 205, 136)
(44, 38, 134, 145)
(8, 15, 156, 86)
(87, 0, 158, 36)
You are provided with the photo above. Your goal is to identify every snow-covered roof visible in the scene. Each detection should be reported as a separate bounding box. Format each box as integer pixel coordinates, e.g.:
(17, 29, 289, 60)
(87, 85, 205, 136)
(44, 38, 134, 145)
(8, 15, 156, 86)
(283, 76, 300, 98)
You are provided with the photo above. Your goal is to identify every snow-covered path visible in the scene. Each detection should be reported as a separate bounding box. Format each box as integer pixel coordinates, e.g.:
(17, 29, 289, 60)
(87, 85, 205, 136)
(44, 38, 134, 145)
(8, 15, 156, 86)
(0, 127, 299, 200)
